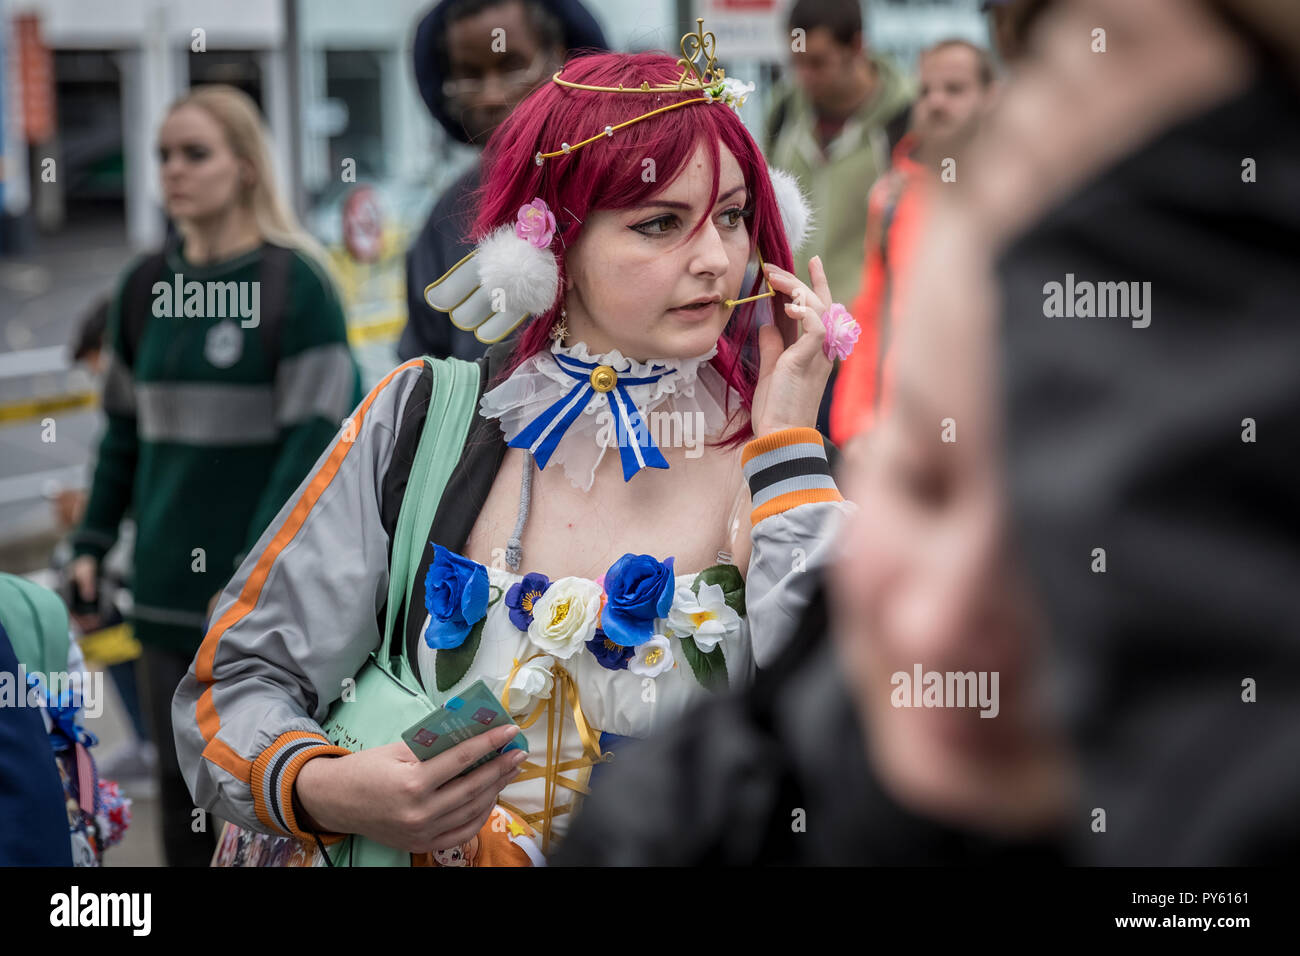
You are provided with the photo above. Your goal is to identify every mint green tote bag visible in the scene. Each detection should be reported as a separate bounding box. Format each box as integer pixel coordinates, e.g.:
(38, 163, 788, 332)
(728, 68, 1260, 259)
(316, 355, 481, 866)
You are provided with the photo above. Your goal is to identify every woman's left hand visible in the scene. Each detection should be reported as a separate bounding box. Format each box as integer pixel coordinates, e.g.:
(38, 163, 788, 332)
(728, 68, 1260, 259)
(749, 255, 837, 438)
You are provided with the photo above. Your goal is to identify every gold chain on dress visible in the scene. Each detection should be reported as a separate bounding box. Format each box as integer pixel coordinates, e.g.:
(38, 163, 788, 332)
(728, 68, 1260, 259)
(497, 653, 612, 854)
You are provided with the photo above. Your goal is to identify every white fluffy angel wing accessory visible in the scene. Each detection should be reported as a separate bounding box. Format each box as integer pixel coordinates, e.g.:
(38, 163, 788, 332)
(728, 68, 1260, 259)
(424, 199, 562, 343)
(766, 165, 813, 253)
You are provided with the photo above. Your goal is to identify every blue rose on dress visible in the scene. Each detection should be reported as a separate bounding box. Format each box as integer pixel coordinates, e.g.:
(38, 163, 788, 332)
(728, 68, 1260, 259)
(423, 544, 489, 649)
(586, 629, 635, 670)
(601, 553, 676, 647)
(505, 572, 551, 631)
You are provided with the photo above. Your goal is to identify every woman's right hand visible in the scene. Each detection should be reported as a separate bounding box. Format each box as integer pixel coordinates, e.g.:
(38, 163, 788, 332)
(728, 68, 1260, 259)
(294, 723, 528, 853)
(68, 555, 101, 632)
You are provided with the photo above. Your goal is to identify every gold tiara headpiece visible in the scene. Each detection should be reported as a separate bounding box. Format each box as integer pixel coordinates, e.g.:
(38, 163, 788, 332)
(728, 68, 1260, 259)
(533, 18, 756, 166)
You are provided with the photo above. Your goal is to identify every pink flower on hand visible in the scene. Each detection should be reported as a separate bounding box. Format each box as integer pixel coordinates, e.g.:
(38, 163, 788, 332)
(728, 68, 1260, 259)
(821, 303, 861, 361)
(515, 198, 557, 249)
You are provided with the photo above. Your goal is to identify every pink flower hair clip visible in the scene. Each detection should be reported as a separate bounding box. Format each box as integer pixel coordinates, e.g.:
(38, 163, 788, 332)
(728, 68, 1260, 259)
(821, 303, 861, 361)
(515, 197, 557, 248)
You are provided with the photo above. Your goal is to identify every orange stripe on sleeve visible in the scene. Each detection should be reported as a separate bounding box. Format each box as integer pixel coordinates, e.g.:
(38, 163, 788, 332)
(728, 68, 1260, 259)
(193, 359, 424, 776)
(250, 730, 349, 842)
(740, 426, 826, 467)
(751, 486, 844, 525)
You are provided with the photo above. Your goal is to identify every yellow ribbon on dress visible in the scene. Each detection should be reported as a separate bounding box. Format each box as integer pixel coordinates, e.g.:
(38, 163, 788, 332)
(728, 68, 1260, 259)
(496, 652, 612, 853)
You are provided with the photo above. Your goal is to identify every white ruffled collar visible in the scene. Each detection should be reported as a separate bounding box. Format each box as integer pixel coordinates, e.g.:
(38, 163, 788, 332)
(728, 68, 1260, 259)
(479, 339, 740, 492)
(536, 338, 717, 401)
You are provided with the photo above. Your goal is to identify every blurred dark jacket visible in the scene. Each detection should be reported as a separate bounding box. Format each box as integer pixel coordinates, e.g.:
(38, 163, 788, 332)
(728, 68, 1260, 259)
(996, 61, 1300, 865)
(400, 0, 608, 362)
(0, 618, 74, 866)
(556, 580, 1065, 866)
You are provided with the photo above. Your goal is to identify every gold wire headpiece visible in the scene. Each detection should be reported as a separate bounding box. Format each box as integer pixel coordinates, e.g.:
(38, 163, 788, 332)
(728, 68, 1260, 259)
(533, 18, 755, 166)
(533, 18, 771, 309)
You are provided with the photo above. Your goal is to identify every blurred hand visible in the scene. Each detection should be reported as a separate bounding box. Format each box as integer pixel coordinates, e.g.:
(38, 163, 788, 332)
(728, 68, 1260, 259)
(68, 555, 101, 633)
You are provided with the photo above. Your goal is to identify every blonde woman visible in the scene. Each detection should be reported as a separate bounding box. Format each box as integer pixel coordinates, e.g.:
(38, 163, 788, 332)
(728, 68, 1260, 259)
(67, 84, 361, 866)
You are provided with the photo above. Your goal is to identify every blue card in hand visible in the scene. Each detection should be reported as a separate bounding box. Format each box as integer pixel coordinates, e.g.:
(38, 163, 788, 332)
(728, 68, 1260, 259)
(400, 679, 529, 776)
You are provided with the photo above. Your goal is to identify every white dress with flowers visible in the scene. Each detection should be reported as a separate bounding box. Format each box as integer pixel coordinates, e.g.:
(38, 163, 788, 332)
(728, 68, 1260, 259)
(415, 551, 752, 851)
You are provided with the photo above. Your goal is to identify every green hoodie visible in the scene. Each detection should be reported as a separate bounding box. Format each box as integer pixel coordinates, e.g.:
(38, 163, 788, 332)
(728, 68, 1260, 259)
(764, 55, 914, 306)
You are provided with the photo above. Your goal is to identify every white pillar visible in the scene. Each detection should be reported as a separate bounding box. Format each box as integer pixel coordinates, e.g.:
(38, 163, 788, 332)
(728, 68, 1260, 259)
(260, 48, 295, 202)
(298, 44, 329, 195)
(121, 2, 178, 251)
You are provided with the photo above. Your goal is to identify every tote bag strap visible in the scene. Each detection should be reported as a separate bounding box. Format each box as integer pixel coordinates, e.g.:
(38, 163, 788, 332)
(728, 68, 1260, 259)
(380, 355, 481, 678)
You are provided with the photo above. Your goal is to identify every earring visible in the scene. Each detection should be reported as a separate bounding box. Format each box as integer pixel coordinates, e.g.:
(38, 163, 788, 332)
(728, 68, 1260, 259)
(550, 305, 568, 343)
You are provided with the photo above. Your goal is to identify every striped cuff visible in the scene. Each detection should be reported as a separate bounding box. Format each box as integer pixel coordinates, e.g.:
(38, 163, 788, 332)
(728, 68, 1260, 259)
(742, 427, 843, 526)
(251, 731, 350, 844)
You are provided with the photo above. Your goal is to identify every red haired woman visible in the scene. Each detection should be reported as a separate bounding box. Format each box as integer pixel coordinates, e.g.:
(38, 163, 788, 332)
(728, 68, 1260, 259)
(175, 39, 859, 865)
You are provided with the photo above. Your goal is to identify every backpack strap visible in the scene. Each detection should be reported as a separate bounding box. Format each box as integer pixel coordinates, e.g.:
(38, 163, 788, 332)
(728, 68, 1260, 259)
(256, 244, 294, 369)
(381, 355, 482, 677)
(883, 103, 911, 154)
(120, 252, 168, 369)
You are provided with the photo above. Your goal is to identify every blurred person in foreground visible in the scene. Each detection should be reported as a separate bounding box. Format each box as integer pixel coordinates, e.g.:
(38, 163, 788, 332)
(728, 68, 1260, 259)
(0, 574, 134, 864)
(983, 0, 1055, 64)
(554, 160, 1072, 868)
(399, 0, 607, 363)
(66, 85, 362, 866)
(764, 0, 913, 437)
(0, 610, 74, 866)
(558, 0, 1300, 865)
(830, 38, 999, 446)
(979, 0, 1300, 864)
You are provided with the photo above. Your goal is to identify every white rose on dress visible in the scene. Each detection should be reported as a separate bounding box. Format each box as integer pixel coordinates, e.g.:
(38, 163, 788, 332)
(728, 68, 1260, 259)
(629, 634, 674, 678)
(504, 655, 556, 712)
(527, 577, 603, 659)
(666, 582, 741, 652)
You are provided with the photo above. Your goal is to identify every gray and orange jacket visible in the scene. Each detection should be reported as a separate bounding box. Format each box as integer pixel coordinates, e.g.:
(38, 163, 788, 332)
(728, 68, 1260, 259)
(172, 337, 852, 843)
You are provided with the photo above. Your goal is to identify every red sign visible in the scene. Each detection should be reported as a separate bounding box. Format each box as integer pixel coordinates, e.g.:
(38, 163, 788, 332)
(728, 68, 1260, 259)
(15, 14, 56, 144)
(342, 186, 384, 264)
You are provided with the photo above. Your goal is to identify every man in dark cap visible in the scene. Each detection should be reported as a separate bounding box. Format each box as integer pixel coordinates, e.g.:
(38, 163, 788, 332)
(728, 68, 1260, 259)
(400, 0, 607, 363)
